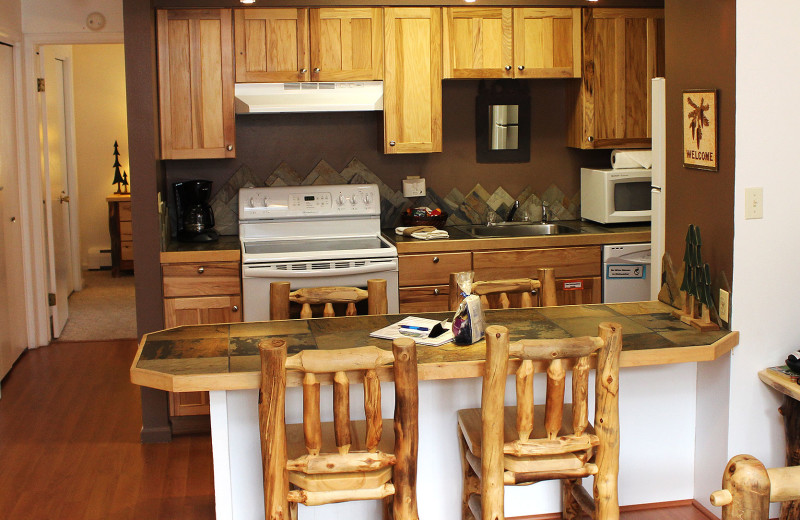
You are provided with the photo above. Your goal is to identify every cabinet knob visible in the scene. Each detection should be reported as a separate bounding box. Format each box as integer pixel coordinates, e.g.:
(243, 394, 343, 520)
(517, 65, 525, 71)
(432, 256, 439, 263)
(587, 136, 594, 142)
(226, 145, 233, 151)
(433, 288, 440, 295)
(300, 68, 308, 74)
(232, 305, 239, 312)
(389, 141, 396, 147)
(313, 67, 320, 73)
(505, 65, 512, 71)
(197, 266, 205, 274)
(10, 216, 15, 223)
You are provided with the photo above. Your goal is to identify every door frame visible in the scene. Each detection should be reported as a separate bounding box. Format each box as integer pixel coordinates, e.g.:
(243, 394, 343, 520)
(21, 32, 124, 345)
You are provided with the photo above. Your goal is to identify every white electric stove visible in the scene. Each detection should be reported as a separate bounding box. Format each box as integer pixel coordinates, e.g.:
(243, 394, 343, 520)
(238, 184, 399, 322)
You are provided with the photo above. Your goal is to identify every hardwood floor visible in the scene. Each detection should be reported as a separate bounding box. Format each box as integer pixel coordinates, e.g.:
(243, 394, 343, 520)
(0, 340, 215, 520)
(0, 340, 718, 520)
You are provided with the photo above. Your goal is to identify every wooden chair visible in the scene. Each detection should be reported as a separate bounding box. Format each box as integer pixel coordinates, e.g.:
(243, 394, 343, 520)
(258, 337, 419, 520)
(448, 268, 557, 311)
(711, 454, 800, 520)
(269, 279, 388, 320)
(457, 322, 623, 520)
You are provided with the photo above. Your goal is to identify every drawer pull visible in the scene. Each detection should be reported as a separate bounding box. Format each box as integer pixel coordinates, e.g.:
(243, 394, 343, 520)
(197, 266, 205, 274)
(433, 288, 440, 295)
(432, 256, 439, 264)
(232, 306, 239, 312)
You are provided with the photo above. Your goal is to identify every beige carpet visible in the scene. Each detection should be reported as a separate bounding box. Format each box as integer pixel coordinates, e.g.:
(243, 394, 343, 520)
(56, 270, 137, 342)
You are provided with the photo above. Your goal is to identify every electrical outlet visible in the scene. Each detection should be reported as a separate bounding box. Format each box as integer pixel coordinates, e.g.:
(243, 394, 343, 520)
(745, 187, 763, 219)
(718, 288, 730, 323)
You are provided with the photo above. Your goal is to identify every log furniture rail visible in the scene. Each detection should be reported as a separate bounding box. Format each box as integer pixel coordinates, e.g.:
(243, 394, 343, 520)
(448, 268, 557, 311)
(710, 454, 800, 520)
(258, 337, 419, 520)
(269, 279, 388, 320)
(457, 322, 623, 520)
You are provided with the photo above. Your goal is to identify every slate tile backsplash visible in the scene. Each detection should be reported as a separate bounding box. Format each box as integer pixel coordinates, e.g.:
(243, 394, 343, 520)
(209, 158, 580, 235)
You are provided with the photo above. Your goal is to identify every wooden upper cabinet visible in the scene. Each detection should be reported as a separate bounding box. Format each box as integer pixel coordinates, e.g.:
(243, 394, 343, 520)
(443, 7, 513, 79)
(513, 8, 581, 78)
(443, 7, 579, 79)
(234, 8, 310, 82)
(157, 9, 235, 160)
(567, 8, 666, 149)
(383, 7, 443, 154)
(310, 8, 383, 81)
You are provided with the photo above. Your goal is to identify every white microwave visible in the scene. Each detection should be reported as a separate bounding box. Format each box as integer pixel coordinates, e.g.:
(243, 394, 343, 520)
(580, 168, 652, 224)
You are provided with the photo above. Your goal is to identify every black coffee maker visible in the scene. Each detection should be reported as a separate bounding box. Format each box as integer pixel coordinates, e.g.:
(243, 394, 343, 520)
(173, 180, 219, 242)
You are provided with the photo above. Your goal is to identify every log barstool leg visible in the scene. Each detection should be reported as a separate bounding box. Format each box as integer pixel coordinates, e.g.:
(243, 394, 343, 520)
(458, 425, 480, 519)
(780, 395, 800, 520)
(562, 479, 583, 520)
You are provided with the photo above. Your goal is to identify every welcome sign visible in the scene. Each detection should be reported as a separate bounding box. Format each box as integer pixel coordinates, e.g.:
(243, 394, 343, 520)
(682, 89, 718, 171)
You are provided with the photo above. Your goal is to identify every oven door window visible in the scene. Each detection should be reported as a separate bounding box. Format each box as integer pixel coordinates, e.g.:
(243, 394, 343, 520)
(613, 181, 651, 212)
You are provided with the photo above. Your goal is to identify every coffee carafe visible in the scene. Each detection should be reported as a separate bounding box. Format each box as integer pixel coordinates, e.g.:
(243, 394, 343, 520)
(173, 180, 219, 242)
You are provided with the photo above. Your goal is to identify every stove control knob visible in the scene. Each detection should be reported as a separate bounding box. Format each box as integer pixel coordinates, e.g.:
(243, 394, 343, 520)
(337, 194, 345, 206)
(263, 197, 269, 207)
(350, 195, 357, 206)
(363, 193, 371, 204)
(249, 197, 255, 208)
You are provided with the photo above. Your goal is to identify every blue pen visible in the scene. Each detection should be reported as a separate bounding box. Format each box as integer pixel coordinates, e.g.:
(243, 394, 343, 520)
(399, 325, 430, 332)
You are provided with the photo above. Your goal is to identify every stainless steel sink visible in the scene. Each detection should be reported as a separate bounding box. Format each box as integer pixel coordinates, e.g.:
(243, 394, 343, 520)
(458, 222, 581, 238)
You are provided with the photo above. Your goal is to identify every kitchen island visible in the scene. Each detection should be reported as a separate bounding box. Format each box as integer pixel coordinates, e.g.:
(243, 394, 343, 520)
(132, 301, 737, 520)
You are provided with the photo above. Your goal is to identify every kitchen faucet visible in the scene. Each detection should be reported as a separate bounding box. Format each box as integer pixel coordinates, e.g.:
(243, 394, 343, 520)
(541, 202, 550, 223)
(506, 200, 519, 222)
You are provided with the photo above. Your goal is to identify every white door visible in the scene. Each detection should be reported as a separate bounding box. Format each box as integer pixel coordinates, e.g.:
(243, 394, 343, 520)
(41, 46, 77, 338)
(0, 42, 28, 379)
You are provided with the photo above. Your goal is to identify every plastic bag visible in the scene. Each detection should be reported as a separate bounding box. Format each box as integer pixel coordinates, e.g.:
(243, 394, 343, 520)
(451, 271, 486, 345)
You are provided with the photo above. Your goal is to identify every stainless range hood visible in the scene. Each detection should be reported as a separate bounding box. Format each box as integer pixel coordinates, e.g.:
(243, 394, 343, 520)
(234, 81, 383, 114)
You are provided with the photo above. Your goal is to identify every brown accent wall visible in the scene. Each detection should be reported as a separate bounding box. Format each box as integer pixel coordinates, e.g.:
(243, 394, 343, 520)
(664, 1, 735, 289)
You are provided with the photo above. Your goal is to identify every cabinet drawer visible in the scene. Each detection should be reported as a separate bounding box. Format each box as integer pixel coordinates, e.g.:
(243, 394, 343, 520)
(121, 242, 134, 261)
(162, 262, 241, 297)
(473, 246, 601, 280)
(399, 285, 451, 313)
(399, 252, 471, 286)
(163, 295, 242, 328)
(119, 201, 132, 221)
(120, 220, 132, 237)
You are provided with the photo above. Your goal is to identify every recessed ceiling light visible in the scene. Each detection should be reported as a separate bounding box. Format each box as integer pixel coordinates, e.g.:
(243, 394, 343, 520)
(240, 0, 256, 4)
(464, 0, 477, 3)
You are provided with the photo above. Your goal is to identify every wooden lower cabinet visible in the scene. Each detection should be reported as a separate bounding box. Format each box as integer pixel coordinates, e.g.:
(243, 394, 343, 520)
(399, 285, 451, 313)
(556, 276, 601, 305)
(398, 252, 471, 312)
(162, 259, 242, 417)
(472, 246, 602, 281)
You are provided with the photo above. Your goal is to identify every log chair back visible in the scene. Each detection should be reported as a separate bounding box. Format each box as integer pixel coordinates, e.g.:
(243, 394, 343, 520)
(258, 337, 419, 520)
(448, 268, 557, 311)
(269, 278, 388, 320)
(470, 322, 622, 520)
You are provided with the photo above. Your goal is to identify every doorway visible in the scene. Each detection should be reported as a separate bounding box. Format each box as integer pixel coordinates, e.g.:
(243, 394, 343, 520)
(38, 43, 136, 343)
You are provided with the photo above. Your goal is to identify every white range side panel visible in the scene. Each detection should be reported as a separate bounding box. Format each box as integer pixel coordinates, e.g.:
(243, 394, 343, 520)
(650, 77, 666, 300)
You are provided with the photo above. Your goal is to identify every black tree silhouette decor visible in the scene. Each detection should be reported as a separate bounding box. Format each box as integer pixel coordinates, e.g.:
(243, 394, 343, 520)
(111, 141, 124, 194)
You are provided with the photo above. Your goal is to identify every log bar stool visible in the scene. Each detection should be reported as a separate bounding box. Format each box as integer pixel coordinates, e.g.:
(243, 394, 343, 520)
(457, 323, 623, 520)
(258, 337, 419, 520)
(448, 268, 557, 311)
(270, 279, 388, 320)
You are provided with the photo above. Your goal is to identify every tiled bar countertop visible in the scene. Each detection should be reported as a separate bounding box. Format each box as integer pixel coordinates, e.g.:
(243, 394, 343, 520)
(131, 301, 738, 392)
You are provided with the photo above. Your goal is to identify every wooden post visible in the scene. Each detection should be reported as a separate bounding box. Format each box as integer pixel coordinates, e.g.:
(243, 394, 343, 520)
(449, 272, 461, 311)
(368, 279, 389, 315)
(781, 396, 800, 519)
(718, 455, 770, 520)
(303, 372, 321, 455)
(333, 371, 351, 455)
(270, 282, 291, 320)
(538, 268, 557, 307)
(594, 322, 622, 520)
(364, 368, 382, 452)
(482, 325, 510, 520)
(545, 359, 565, 440)
(258, 338, 290, 520)
(516, 359, 534, 442)
(572, 356, 590, 436)
(392, 337, 419, 520)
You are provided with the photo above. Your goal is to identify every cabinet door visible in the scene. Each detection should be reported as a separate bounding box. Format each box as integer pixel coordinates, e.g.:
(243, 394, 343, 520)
(443, 7, 513, 79)
(163, 295, 242, 329)
(157, 10, 235, 160)
(383, 8, 443, 154)
(234, 8, 310, 82)
(556, 276, 601, 305)
(310, 8, 383, 81)
(513, 8, 581, 78)
(472, 246, 601, 281)
(399, 285, 451, 313)
(567, 8, 665, 149)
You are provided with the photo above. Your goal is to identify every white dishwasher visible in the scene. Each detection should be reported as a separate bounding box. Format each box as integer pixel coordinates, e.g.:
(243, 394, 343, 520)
(602, 243, 652, 303)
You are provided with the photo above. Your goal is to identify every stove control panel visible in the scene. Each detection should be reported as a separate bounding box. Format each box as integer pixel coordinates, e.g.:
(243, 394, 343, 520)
(239, 184, 380, 220)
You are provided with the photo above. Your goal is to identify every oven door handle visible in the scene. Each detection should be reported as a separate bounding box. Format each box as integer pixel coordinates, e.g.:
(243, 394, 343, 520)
(243, 263, 397, 278)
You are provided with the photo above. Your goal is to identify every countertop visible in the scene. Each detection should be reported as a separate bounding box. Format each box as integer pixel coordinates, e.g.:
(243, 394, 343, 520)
(387, 221, 651, 254)
(160, 235, 240, 263)
(131, 300, 737, 393)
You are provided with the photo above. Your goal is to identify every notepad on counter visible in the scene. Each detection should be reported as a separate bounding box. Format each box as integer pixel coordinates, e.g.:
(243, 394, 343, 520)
(370, 316, 454, 347)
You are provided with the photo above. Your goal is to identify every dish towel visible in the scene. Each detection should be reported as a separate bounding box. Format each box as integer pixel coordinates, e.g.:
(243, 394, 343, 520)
(395, 226, 450, 240)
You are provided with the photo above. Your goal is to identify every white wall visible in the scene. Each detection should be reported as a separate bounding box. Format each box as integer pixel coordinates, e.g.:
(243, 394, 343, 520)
(21, 0, 123, 35)
(729, 0, 800, 516)
(72, 44, 129, 269)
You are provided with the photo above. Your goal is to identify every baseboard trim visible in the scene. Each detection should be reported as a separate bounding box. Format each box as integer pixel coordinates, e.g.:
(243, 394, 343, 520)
(508, 499, 721, 520)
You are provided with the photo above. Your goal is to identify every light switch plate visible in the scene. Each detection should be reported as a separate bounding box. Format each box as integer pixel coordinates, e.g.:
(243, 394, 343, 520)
(718, 288, 730, 323)
(745, 187, 763, 219)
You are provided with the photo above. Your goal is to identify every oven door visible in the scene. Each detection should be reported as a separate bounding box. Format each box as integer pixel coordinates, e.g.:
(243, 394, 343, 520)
(242, 258, 399, 321)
